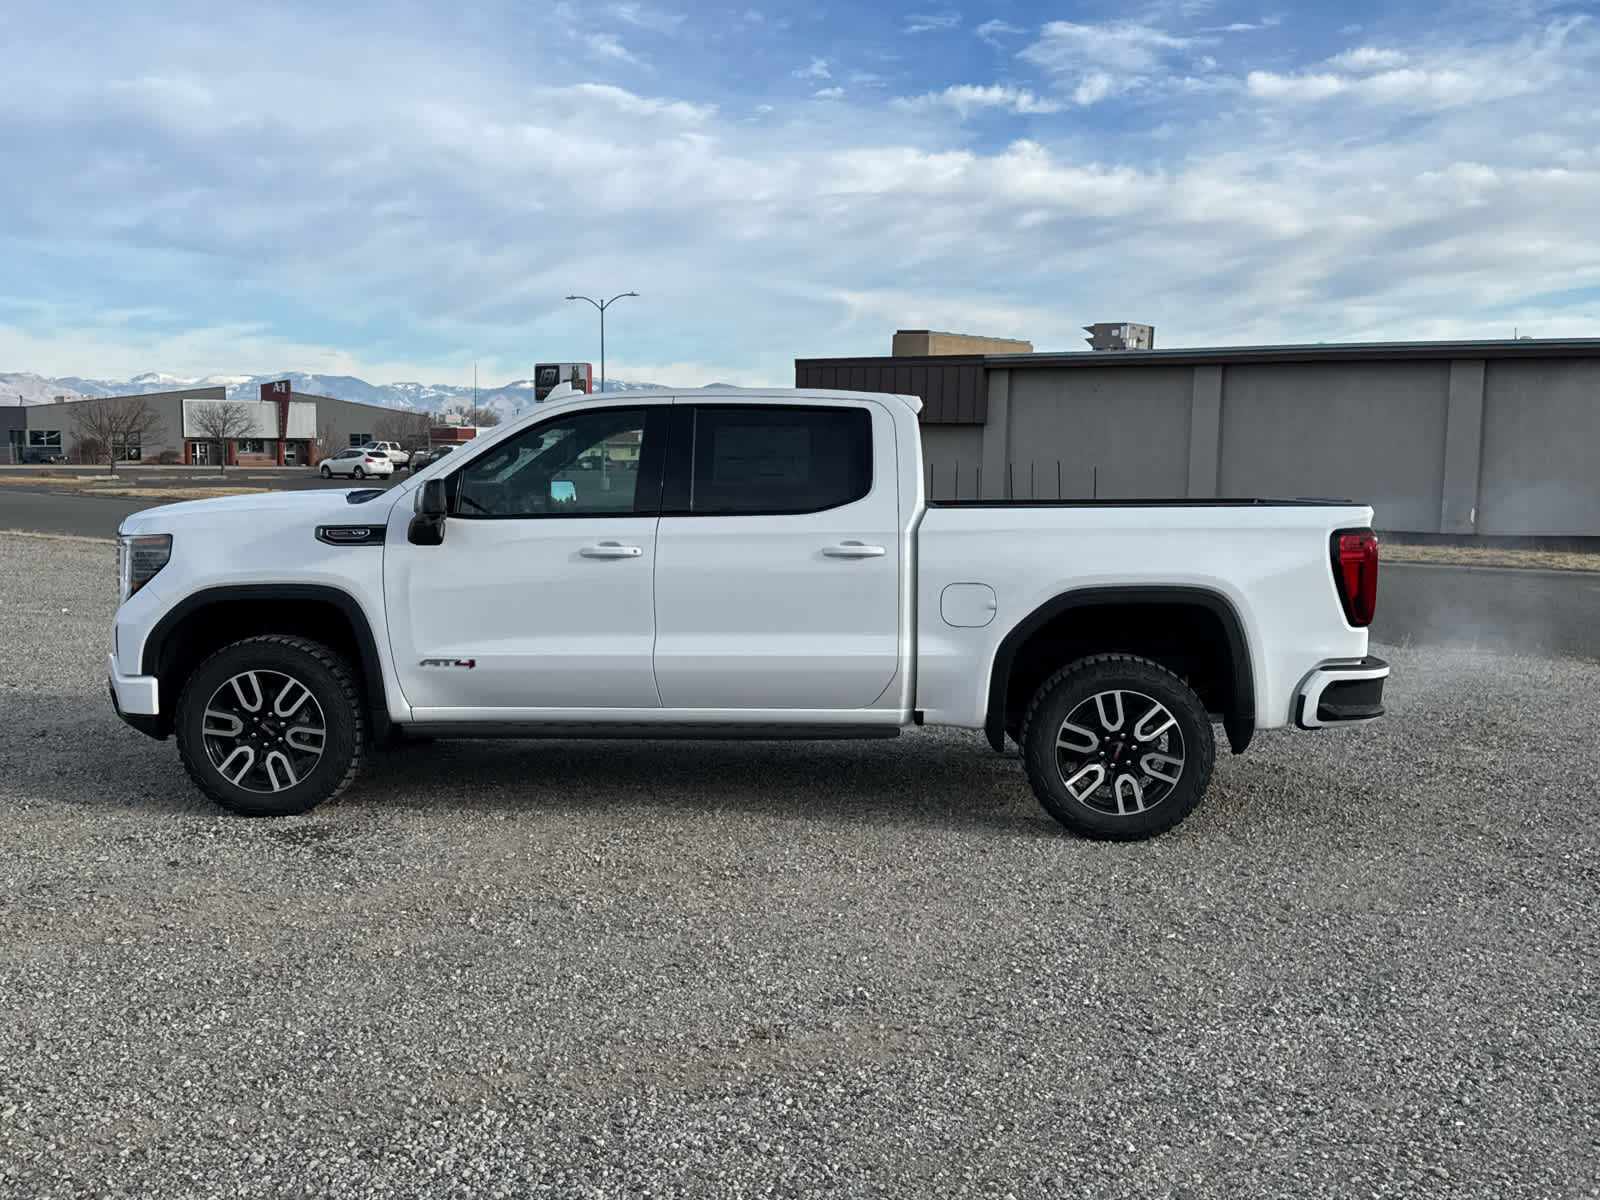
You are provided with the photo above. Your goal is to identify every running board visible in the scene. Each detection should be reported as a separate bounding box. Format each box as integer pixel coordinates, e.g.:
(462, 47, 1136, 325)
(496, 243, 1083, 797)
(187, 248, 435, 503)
(398, 722, 904, 741)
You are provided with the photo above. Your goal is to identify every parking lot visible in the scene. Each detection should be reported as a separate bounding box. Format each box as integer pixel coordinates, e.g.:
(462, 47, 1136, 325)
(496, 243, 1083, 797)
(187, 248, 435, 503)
(1, 532, 1596, 1199)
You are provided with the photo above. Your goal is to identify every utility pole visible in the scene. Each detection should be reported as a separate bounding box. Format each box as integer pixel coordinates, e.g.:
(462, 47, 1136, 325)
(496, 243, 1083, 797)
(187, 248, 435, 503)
(564, 292, 639, 394)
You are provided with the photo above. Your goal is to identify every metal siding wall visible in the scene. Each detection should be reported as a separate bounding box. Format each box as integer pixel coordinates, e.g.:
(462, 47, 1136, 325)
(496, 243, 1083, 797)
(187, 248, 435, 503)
(802, 349, 1600, 536)
(1217, 362, 1449, 531)
(920, 426, 985, 499)
(1477, 359, 1600, 536)
(1004, 366, 1191, 498)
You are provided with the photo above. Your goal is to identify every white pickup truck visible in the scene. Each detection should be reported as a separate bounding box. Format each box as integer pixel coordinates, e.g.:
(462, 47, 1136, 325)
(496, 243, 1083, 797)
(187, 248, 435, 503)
(108, 386, 1388, 839)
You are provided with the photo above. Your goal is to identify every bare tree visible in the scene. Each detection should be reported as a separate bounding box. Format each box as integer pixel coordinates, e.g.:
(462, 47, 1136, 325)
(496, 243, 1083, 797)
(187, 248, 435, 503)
(375, 409, 437, 455)
(313, 421, 341, 466)
(69, 396, 168, 476)
(189, 401, 258, 475)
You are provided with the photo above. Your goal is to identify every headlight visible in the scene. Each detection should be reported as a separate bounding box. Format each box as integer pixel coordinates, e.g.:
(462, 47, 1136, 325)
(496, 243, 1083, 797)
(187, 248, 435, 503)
(118, 534, 172, 603)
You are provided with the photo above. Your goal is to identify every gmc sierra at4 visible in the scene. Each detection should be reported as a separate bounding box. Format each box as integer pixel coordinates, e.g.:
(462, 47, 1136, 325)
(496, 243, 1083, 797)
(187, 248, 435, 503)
(108, 386, 1387, 839)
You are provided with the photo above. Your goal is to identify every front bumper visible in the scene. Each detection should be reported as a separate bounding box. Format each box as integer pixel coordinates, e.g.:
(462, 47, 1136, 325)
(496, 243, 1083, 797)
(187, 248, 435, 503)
(1294, 656, 1389, 729)
(109, 653, 168, 739)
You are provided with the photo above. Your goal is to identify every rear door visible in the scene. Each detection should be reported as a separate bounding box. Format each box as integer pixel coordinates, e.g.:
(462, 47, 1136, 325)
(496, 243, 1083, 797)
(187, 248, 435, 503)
(652, 401, 902, 710)
(386, 403, 667, 713)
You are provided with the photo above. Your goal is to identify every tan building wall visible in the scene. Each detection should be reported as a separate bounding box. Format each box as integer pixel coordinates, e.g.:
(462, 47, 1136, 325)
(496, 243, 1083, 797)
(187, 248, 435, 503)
(892, 330, 1032, 357)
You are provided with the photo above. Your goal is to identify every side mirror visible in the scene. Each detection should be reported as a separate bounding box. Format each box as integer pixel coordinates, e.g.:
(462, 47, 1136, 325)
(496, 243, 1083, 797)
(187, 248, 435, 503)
(408, 478, 448, 546)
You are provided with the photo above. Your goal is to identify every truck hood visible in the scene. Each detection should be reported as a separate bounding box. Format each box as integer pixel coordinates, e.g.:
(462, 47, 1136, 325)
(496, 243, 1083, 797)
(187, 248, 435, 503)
(118, 487, 401, 536)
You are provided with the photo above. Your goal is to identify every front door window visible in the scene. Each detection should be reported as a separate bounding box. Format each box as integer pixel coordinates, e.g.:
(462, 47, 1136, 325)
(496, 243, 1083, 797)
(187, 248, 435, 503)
(453, 408, 651, 518)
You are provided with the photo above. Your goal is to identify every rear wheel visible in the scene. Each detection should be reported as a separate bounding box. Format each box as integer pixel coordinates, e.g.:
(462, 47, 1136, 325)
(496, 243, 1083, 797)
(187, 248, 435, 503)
(175, 635, 366, 816)
(353, 465, 365, 480)
(1020, 654, 1214, 840)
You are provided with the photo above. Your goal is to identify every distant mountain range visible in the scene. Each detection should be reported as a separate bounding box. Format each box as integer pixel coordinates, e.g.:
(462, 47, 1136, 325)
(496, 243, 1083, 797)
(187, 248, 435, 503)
(0, 370, 730, 423)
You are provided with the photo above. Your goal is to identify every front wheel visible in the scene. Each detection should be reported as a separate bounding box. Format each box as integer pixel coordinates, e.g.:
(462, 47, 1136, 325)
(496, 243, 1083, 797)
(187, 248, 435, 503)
(319, 464, 332, 478)
(175, 635, 366, 816)
(1020, 654, 1215, 841)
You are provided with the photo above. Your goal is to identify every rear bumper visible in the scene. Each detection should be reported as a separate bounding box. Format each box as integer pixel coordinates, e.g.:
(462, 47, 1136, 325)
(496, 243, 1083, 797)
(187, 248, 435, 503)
(1294, 655, 1389, 729)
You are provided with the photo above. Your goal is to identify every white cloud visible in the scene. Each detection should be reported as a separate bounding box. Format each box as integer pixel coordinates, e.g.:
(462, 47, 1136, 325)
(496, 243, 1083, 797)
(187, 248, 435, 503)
(569, 83, 714, 121)
(794, 56, 831, 80)
(1245, 70, 1345, 100)
(1247, 19, 1588, 110)
(1248, 66, 1513, 107)
(1022, 20, 1191, 73)
(905, 11, 961, 34)
(608, 2, 685, 32)
(2, 1, 1599, 385)
(812, 86, 845, 99)
(1326, 46, 1411, 72)
(1019, 20, 1193, 104)
(585, 33, 642, 64)
(893, 84, 1064, 116)
(976, 18, 1025, 46)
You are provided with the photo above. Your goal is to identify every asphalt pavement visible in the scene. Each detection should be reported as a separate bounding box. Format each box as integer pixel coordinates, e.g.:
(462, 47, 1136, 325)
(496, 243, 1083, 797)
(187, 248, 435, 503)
(0, 471, 403, 538)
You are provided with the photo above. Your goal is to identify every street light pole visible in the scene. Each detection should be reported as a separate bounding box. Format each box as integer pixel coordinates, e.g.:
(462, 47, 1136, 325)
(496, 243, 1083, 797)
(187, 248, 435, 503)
(564, 291, 639, 394)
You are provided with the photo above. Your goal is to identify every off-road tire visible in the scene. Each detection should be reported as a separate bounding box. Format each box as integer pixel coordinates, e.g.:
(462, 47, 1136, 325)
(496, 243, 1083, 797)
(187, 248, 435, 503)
(175, 635, 366, 817)
(1020, 653, 1215, 841)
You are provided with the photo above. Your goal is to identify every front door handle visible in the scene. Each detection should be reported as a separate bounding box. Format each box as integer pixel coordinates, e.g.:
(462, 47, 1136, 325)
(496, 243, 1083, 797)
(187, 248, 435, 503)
(822, 541, 887, 558)
(580, 542, 644, 559)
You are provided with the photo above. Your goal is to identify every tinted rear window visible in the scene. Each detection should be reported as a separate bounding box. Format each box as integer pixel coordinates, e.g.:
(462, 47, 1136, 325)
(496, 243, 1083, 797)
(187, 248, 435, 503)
(689, 406, 872, 516)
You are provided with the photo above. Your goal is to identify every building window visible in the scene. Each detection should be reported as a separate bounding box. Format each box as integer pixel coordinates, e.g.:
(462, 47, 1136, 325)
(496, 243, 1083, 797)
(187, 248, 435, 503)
(349, 433, 372, 447)
(29, 430, 62, 448)
(113, 433, 142, 462)
(238, 439, 266, 454)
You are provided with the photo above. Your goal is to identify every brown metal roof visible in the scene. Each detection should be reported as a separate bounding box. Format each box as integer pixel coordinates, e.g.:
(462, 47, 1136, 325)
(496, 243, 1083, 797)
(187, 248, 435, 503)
(794, 356, 987, 424)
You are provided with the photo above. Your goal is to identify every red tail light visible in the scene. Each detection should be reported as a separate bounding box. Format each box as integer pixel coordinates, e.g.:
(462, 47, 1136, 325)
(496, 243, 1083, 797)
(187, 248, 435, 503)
(1331, 528, 1379, 627)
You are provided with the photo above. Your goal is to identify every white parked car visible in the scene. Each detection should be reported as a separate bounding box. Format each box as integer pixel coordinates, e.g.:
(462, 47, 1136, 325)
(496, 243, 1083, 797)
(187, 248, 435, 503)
(358, 441, 412, 468)
(318, 448, 394, 479)
(108, 386, 1387, 839)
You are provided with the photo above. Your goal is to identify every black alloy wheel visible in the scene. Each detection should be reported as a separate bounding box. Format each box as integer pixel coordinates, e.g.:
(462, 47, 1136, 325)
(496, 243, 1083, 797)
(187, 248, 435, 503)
(1020, 654, 1215, 840)
(175, 636, 366, 816)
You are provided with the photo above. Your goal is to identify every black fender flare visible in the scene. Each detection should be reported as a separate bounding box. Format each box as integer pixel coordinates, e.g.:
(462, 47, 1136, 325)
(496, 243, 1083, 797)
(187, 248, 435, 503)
(140, 584, 391, 741)
(983, 586, 1256, 755)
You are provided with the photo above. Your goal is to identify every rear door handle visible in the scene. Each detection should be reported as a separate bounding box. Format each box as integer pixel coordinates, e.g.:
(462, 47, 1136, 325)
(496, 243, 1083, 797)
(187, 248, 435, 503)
(822, 541, 887, 558)
(580, 542, 644, 559)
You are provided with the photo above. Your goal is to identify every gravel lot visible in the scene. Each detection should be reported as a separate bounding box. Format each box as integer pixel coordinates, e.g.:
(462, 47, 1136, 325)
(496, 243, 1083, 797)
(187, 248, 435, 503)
(2, 533, 1596, 1199)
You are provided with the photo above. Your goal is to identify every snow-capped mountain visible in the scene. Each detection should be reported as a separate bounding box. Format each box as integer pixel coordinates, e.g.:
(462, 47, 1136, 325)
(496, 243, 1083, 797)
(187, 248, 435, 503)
(1, 370, 734, 423)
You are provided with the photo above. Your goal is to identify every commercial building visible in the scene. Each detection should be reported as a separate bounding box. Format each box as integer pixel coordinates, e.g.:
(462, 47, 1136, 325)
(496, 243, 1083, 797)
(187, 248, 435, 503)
(796, 335, 1600, 539)
(2, 401, 28, 462)
(20, 382, 422, 468)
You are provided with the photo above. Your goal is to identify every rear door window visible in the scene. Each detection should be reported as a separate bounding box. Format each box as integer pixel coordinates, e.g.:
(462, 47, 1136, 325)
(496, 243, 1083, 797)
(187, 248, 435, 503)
(675, 406, 872, 516)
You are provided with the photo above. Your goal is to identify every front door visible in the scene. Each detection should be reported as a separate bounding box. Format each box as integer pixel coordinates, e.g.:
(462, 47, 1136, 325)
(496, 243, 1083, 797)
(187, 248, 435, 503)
(192, 440, 212, 466)
(652, 402, 902, 711)
(386, 404, 666, 716)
